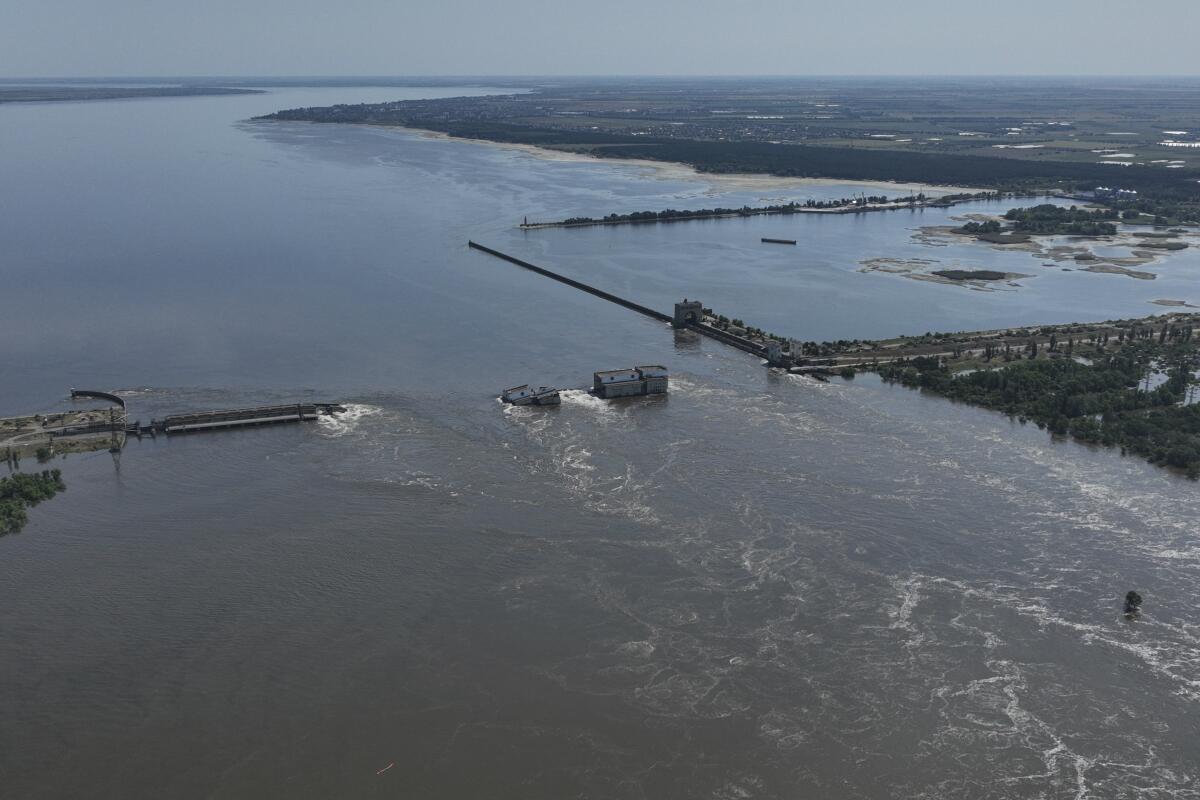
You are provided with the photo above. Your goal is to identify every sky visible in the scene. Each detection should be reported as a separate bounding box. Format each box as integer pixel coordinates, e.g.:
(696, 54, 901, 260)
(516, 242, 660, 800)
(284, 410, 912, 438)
(3, 0, 1198, 78)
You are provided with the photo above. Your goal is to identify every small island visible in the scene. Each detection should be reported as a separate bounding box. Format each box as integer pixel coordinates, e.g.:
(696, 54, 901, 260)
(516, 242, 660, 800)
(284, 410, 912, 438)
(957, 204, 1119, 239)
(932, 201, 1195, 280)
(518, 192, 1005, 229)
(1004, 204, 1120, 236)
(931, 269, 1009, 281)
(1136, 240, 1189, 250)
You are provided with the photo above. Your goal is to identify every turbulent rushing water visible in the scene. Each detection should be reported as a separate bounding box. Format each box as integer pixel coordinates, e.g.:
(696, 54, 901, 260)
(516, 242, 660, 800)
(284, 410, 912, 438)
(2, 85, 1199, 799)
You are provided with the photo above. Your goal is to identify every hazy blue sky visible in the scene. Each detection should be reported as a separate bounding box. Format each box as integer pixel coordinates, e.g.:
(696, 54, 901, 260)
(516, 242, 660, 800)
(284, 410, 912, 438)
(3, 0, 1198, 77)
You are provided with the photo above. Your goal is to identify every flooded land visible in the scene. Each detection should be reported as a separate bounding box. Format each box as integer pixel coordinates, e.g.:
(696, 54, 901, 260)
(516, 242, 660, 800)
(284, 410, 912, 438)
(3, 82, 1200, 799)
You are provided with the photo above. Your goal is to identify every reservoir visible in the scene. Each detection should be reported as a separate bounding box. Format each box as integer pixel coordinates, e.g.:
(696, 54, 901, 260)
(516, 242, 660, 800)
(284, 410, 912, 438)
(2, 85, 1199, 798)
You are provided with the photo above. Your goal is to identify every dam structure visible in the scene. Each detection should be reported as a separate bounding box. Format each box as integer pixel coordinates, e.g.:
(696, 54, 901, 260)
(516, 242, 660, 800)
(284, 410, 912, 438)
(6, 393, 346, 459)
(467, 241, 671, 324)
(467, 242, 767, 359)
(70, 390, 346, 435)
(150, 403, 344, 434)
(593, 366, 669, 399)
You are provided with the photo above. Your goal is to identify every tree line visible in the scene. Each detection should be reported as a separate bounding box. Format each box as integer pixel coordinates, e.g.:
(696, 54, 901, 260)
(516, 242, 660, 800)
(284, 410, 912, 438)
(545, 196, 924, 226)
(533, 193, 1018, 229)
(257, 107, 1200, 201)
(878, 335, 1200, 478)
(1, 469, 66, 535)
(1002, 204, 1119, 236)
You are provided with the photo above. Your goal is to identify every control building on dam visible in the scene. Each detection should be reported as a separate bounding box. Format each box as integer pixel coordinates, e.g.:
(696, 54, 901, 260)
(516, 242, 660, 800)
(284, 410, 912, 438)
(593, 366, 669, 399)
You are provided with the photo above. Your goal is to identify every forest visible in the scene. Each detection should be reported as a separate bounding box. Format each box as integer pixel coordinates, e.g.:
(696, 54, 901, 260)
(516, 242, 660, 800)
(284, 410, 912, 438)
(878, 332, 1200, 478)
(259, 78, 1200, 202)
(0, 469, 66, 535)
(258, 106, 1200, 197)
(1002, 204, 1119, 235)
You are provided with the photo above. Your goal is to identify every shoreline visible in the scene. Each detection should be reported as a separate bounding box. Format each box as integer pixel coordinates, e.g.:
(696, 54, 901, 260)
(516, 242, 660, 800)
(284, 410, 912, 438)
(516, 197, 978, 230)
(372, 123, 987, 195)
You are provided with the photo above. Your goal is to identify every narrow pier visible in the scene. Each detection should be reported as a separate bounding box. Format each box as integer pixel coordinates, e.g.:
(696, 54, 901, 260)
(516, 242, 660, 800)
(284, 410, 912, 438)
(468, 241, 767, 358)
(468, 241, 671, 323)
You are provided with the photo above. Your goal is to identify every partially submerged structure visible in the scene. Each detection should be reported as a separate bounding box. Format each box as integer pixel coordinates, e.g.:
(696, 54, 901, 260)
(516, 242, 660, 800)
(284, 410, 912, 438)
(151, 403, 344, 434)
(592, 366, 669, 399)
(501, 385, 561, 406)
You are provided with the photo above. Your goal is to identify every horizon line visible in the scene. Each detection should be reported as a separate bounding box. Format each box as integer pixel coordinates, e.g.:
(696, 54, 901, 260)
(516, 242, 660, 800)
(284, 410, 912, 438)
(5, 73, 1200, 81)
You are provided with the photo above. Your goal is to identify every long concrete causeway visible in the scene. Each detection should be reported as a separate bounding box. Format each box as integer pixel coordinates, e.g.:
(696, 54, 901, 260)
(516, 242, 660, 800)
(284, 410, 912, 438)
(467, 241, 767, 358)
(468, 241, 672, 323)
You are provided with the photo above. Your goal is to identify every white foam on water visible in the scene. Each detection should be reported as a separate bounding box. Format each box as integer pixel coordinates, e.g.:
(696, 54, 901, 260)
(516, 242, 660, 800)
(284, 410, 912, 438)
(935, 574, 1200, 706)
(558, 389, 626, 423)
(927, 602, 1104, 797)
(556, 442, 596, 490)
(501, 401, 554, 436)
(362, 471, 443, 491)
(783, 372, 844, 395)
(888, 575, 923, 631)
(617, 640, 656, 658)
(758, 710, 809, 750)
(317, 403, 382, 437)
(1153, 548, 1200, 563)
(553, 437, 660, 523)
(668, 374, 741, 401)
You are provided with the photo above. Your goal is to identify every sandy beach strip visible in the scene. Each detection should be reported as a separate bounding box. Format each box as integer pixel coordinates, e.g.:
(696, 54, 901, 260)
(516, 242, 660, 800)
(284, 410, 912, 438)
(396, 126, 984, 195)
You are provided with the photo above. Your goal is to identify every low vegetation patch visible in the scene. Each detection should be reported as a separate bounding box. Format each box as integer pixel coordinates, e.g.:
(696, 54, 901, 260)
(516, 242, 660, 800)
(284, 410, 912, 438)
(1136, 240, 1188, 250)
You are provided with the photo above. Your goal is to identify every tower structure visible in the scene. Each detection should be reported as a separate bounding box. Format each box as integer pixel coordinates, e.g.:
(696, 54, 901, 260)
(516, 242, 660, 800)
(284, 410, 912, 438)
(673, 299, 703, 328)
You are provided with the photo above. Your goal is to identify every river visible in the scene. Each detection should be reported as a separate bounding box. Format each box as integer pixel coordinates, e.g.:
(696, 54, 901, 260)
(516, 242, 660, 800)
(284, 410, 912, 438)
(2, 84, 1199, 799)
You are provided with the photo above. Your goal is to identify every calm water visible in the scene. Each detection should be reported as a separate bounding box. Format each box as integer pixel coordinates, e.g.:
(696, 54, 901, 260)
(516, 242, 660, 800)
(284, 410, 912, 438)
(2, 86, 1199, 799)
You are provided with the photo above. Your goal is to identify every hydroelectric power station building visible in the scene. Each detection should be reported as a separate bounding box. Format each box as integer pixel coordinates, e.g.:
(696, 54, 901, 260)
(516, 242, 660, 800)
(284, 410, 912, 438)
(592, 366, 669, 399)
